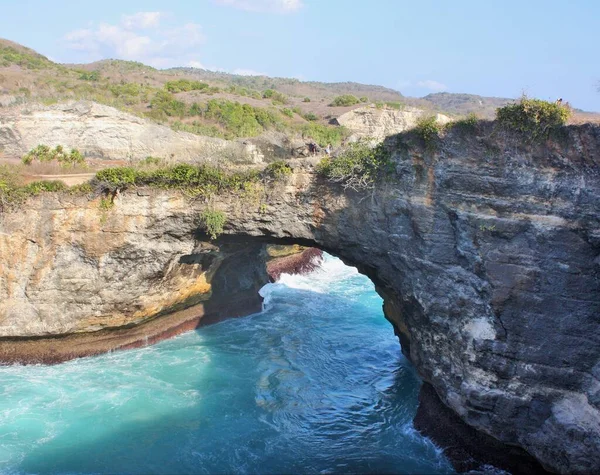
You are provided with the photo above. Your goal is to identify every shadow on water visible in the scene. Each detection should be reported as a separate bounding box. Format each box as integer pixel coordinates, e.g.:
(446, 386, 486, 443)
(8, 285, 453, 475)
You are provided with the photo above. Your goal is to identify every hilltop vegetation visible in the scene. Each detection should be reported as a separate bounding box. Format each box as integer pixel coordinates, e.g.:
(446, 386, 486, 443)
(0, 37, 596, 154)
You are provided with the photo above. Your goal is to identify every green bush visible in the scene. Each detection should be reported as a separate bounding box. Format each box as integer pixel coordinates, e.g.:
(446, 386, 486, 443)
(95, 167, 138, 191)
(150, 90, 187, 117)
(165, 79, 209, 93)
(303, 112, 319, 121)
(303, 97, 311, 103)
(359, 96, 369, 103)
(262, 89, 288, 104)
(201, 210, 226, 240)
(24, 180, 67, 195)
(79, 71, 100, 81)
(496, 97, 571, 140)
(317, 142, 392, 190)
(22, 145, 85, 166)
(330, 95, 360, 107)
(414, 116, 443, 147)
(281, 108, 294, 118)
(93, 164, 262, 196)
(188, 99, 282, 138)
(0, 165, 25, 210)
(263, 161, 292, 181)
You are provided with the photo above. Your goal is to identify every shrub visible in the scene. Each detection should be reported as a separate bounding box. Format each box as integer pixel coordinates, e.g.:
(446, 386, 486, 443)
(164, 79, 209, 93)
(263, 161, 292, 181)
(24, 180, 67, 194)
(94, 167, 138, 191)
(22, 145, 85, 166)
(414, 116, 443, 147)
(303, 97, 311, 103)
(189, 99, 282, 138)
(496, 97, 571, 140)
(359, 96, 369, 103)
(0, 165, 25, 210)
(93, 164, 262, 196)
(303, 112, 319, 121)
(262, 89, 288, 104)
(317, 141, 393, 190)
(201, 210, 226, 240)
(79, 71, 100, 81)
(150, 90, 187, 117)
(281, 108, 294, 118)
(330, 95, 360, 107)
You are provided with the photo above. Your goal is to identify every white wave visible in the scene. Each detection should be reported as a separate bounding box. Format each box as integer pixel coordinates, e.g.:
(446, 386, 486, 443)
(259, 254, 359, 311)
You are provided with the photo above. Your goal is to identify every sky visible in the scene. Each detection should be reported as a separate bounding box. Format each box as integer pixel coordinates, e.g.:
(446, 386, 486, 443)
(1, 0, 599, 111)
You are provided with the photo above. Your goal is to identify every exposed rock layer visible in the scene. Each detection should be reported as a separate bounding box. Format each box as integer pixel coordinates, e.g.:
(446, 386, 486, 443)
(1, 123, 599, 473)
(334, 104, 451, 141)
(0, 101, 263, 163)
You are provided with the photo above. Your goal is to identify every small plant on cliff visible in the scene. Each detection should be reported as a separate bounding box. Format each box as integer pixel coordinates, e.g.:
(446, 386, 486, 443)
(24, 180, 67, 195)
(496, 97, 571, 140)
(262, 161, 292, 182)
(201, 209, 226, 240)
(94, 167, 138, 192)
(317, 141, 393, 191)
(414, 116, 443, 149)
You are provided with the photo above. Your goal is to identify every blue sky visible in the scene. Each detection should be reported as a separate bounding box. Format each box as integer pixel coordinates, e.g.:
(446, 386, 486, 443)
(1, 0, 599, 111)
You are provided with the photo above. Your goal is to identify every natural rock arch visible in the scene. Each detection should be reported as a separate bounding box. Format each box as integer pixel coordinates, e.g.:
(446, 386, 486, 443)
(1, 124, 599, 473)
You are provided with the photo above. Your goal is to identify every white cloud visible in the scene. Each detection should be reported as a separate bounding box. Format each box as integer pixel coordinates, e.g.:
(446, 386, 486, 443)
(416, 79, 448, 92)
(63, 13, 205, 68)
(187, 60, 205, 69)
(215, 0, 304, 13)
(233, 68, 266, 76)
(121, 12, 163, 30)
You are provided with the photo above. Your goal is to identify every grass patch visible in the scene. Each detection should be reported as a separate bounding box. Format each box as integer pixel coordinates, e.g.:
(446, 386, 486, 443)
(496, 97, 571, 140)
(300, 123, 350, 147)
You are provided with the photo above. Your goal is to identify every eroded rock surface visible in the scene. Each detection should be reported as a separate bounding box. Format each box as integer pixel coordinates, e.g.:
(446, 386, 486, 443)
(0, 101, 263, 163)
(334, 104, 451, 141)
(1, 123, 599, 473)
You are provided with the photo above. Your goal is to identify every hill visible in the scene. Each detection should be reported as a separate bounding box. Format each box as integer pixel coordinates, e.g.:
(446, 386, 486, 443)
(1, 38, 597, 149)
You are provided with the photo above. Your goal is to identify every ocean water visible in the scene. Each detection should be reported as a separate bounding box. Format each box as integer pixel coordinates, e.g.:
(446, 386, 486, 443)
(0, 255, 453, 474)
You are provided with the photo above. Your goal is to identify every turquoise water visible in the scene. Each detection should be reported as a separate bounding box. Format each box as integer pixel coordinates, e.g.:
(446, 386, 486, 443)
(0, 255, 453, 474)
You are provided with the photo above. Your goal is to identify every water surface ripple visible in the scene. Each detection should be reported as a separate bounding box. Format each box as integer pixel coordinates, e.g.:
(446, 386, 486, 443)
(0, 255, 453, 474)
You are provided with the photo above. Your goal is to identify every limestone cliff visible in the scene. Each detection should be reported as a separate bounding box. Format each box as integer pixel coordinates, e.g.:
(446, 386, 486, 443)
(1, 122, 599, 473)
(0, 101, 263, 163)
(334, 105, 451, 141)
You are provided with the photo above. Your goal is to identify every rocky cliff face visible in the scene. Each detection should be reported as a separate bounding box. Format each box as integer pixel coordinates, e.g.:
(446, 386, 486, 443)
(334, 105, 451, 142)
(1, 123, 599, 473)
(0, 101, 263, 163)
